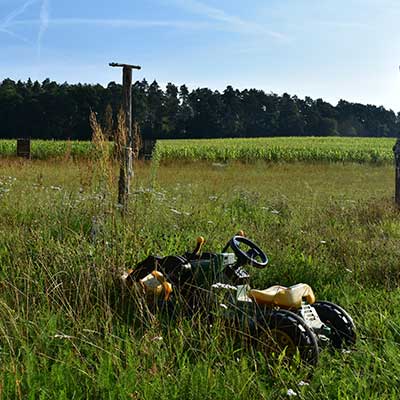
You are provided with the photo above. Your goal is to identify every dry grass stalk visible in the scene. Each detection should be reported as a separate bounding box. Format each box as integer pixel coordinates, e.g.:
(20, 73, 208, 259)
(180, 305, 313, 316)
(133, 122, 142, 160)
(63, 139, 72, 162)
(89, 111, 115, 196)
(104, 104, 114, 141)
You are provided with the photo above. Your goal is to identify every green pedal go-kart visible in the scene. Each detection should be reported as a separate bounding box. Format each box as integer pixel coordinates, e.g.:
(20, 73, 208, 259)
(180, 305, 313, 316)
(124, 234, 356, 365)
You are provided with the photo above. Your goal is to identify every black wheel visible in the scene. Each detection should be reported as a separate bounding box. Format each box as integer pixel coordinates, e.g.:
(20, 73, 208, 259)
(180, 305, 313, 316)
(312, 301, 356, 349)
(251, 309, 319, 366)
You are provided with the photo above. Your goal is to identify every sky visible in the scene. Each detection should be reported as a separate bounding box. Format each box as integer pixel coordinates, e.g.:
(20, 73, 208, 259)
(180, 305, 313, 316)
(0, 0, 399, 111)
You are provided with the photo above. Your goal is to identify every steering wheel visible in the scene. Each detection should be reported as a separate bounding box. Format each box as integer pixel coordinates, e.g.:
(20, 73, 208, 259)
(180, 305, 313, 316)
(229, 236, 268, 269)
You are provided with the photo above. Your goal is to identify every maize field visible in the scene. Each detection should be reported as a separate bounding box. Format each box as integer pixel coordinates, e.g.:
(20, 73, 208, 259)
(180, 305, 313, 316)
(0, 137, 396, 163)
(156, 137, 396, 163)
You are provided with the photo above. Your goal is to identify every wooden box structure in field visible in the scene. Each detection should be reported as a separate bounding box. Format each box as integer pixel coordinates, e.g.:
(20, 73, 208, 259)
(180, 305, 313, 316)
(17, 138, 31, 158)
(139, 139, 157, 160)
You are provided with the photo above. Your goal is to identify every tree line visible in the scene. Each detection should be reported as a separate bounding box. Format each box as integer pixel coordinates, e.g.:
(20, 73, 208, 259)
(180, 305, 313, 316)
(0, 78, 399, 140)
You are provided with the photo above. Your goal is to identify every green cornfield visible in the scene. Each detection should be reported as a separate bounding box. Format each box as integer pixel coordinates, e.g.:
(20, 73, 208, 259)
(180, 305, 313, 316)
(156, 137, 397, 163)
(0, 139, 102, 159)
(0, 137, 397, 163)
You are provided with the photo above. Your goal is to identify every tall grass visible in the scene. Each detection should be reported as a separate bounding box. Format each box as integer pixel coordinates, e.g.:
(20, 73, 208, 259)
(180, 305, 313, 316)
(0, 157, 399, 398)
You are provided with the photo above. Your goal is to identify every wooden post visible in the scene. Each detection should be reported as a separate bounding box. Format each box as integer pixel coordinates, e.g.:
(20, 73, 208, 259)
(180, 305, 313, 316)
(394, 138, 400, 206)
(109, 62, 141, 212)
(17, 138, 31, 158)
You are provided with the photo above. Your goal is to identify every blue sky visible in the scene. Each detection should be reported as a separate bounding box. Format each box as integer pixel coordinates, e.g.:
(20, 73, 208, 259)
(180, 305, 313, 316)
(0, 0, 399, 111)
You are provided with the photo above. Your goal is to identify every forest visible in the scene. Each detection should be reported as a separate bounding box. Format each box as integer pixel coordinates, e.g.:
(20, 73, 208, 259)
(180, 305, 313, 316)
(0, 78, 399, 140)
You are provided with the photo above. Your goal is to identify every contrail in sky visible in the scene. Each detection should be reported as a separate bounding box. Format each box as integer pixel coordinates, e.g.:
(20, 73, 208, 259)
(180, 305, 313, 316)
(37, 0, 49, 58)
(2, 0, 38, 27)
(170, 0, 286, 40)
(10, 18, 213, 30)
(0, 26, 30, 43)
(0, 0, 38, 42)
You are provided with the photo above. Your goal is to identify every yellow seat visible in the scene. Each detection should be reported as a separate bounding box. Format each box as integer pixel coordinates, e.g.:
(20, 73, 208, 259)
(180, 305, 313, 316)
(248, 283, 315, 309)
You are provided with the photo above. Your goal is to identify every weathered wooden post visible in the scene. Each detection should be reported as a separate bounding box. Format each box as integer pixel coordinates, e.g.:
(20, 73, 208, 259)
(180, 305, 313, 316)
(109, 62, 141, 212)
(394, 138, 400, 206)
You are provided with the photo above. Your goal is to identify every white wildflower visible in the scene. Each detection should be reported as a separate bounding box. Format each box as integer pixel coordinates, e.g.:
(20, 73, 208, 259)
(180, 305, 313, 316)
(54, 334, 74, 339)
(298, 381, 309, 387)
(212, 163, 227, 168)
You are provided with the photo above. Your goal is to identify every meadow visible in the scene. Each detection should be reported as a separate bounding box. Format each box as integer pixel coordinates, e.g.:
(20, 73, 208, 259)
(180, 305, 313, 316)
(0, 136, 397, 163)
(0, 147, 399, 399)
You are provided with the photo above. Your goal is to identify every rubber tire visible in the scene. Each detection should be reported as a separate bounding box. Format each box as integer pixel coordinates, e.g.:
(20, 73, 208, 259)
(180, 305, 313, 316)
(252, 309, 319, 366)
(312, 301, 356, 349)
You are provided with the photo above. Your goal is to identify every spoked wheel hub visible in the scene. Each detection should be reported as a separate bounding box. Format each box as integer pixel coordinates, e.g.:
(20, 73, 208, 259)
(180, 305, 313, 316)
(268, 328, 297, 357)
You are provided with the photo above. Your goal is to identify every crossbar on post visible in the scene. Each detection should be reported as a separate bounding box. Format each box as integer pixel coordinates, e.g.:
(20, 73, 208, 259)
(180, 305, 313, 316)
(110, 62, 141, 213)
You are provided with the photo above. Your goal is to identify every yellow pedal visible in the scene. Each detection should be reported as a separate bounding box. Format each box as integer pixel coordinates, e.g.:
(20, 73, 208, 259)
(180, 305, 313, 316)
(194, 236, 205, 256)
